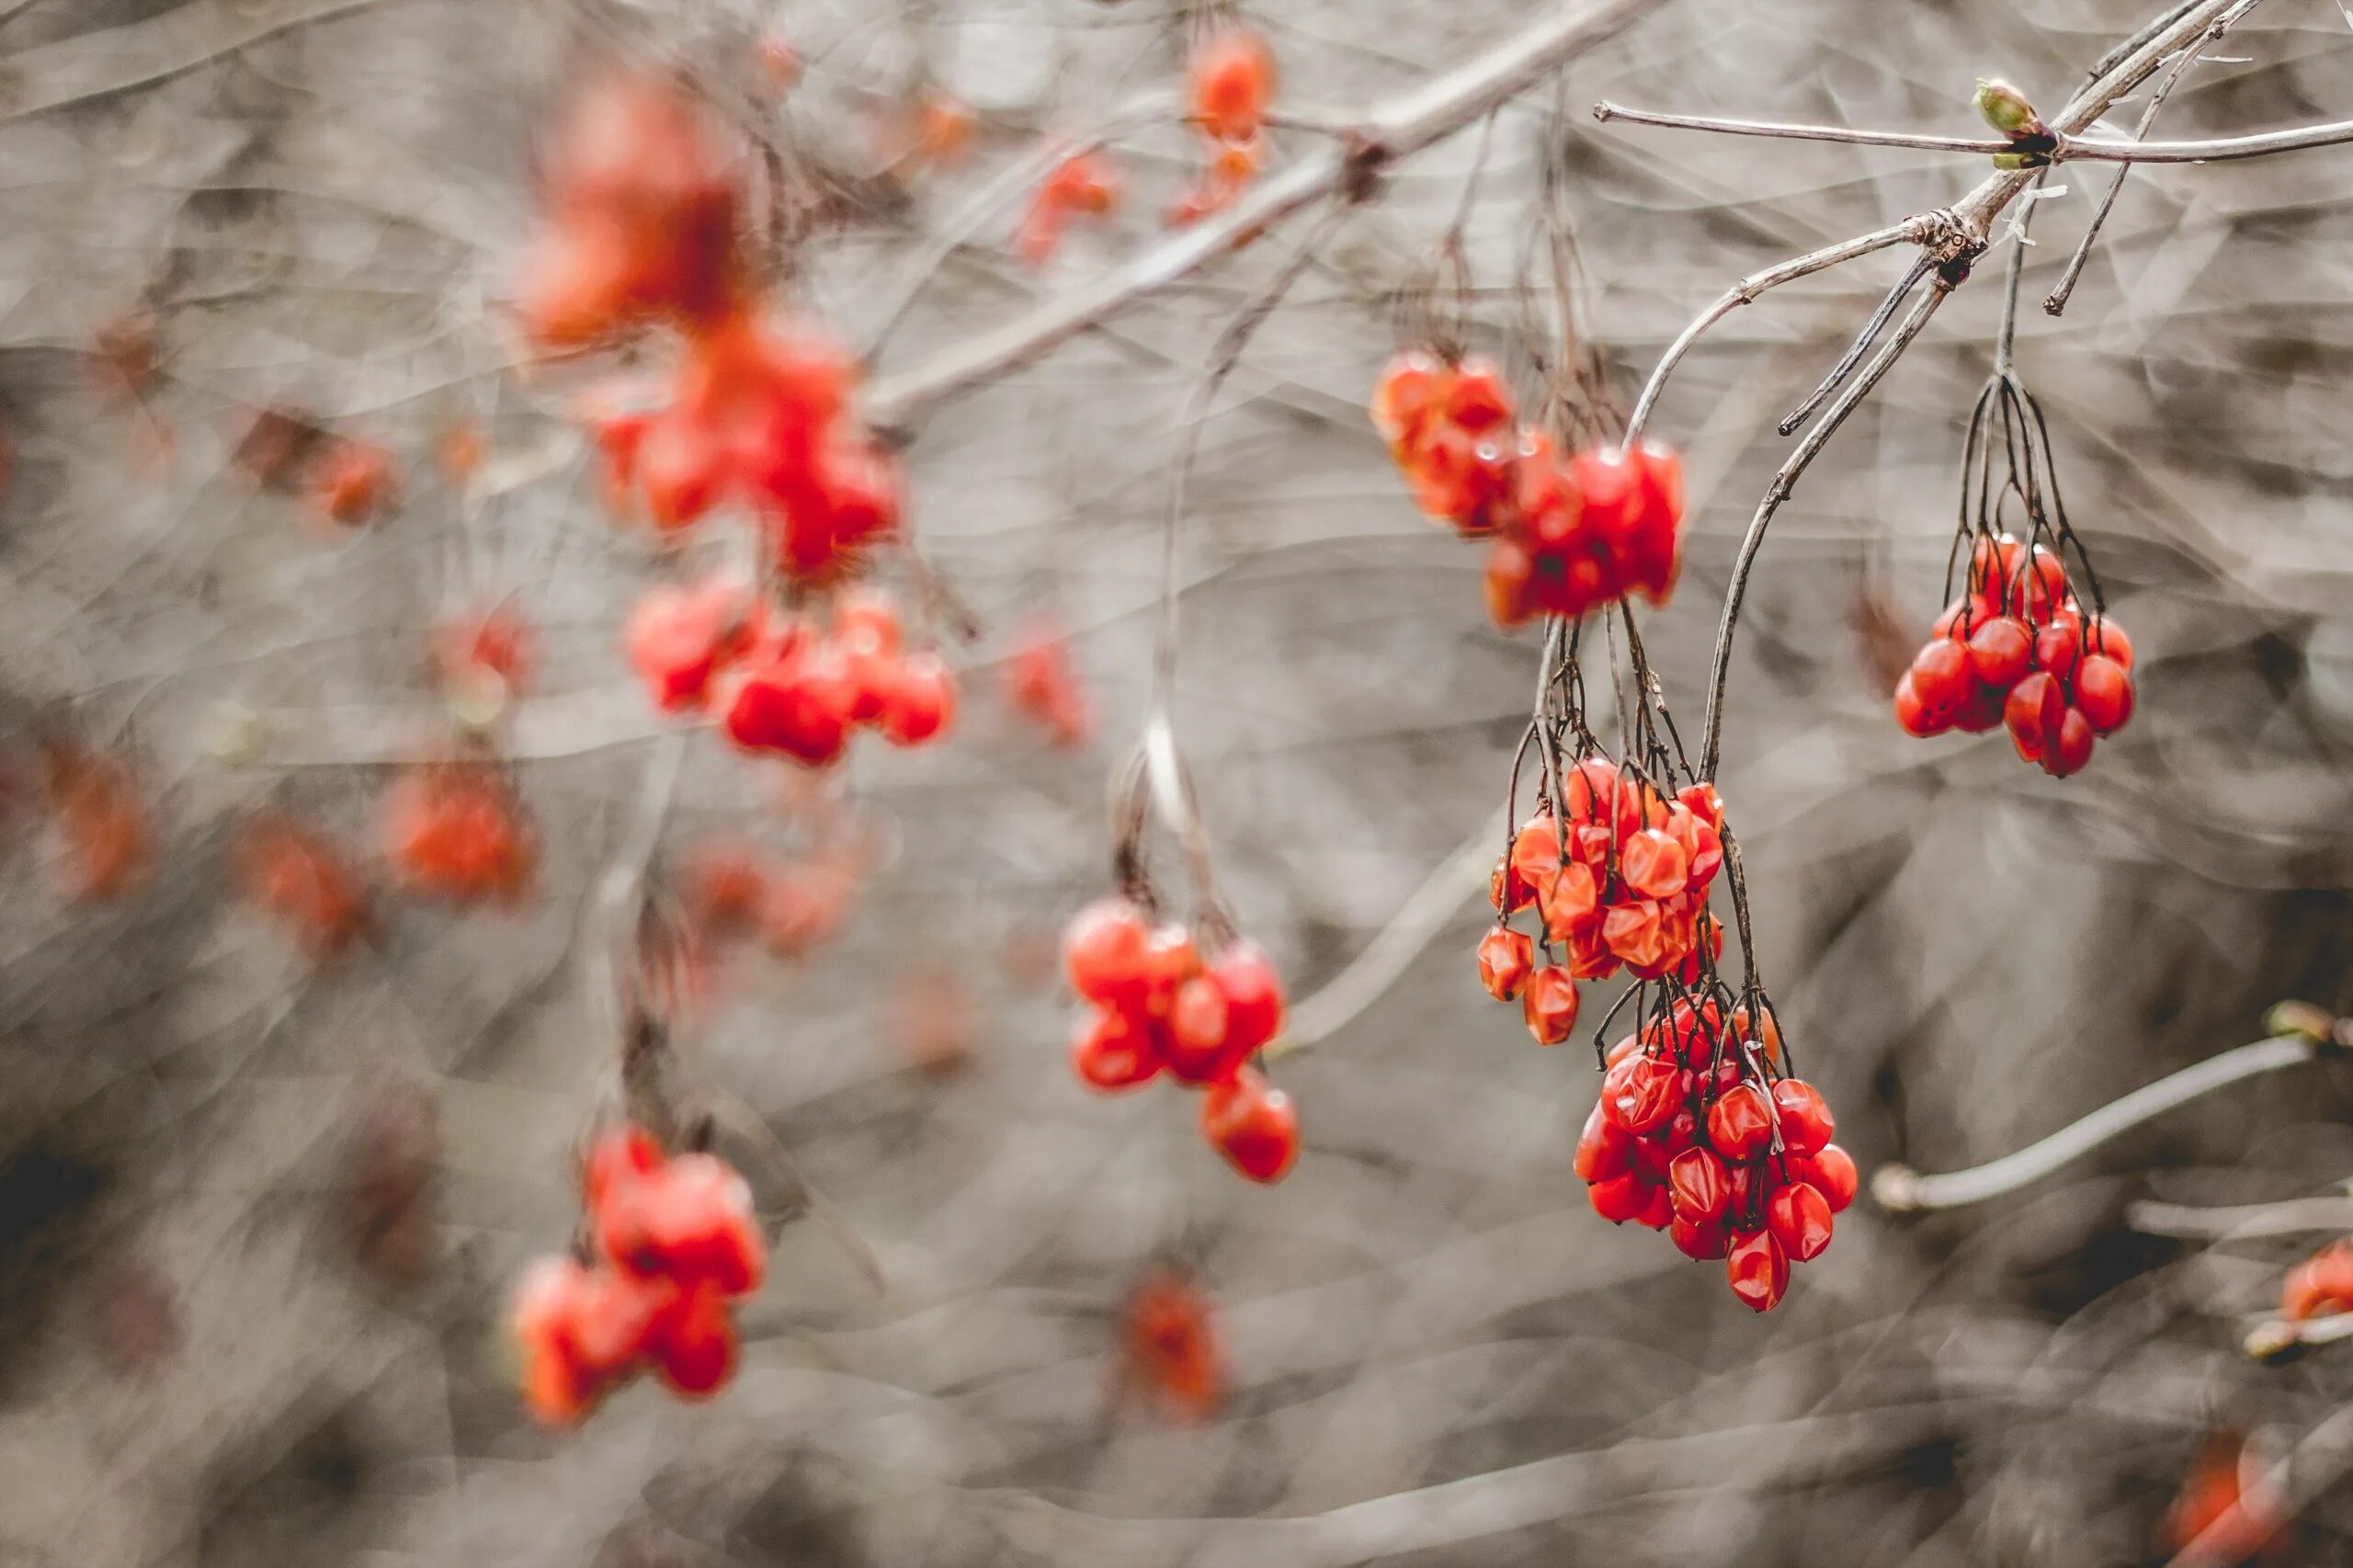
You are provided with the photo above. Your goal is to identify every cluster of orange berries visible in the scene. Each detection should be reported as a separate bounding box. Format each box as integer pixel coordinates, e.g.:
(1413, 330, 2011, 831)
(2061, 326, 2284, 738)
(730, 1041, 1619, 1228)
(1120, 1268, 1223, 1420)
(1370, 353, 1685, 628)
(625, 577, 954, 768)
(239, 818, 367, 958)
(1895, 532, 2137, 777)
(679, 840, 860, 961)
(1576, 998, 1857, 1312)
(1479, 759, 1727, 1045)
(1018, 153, 1122, 267)
(1062, 899, 1297, 1183)
(511, 1126, 765, 1424)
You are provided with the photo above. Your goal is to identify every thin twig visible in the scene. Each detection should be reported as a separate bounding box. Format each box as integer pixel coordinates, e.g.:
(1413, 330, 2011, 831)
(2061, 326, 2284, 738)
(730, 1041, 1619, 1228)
(1776, 253, 1935, 437)
(1698, 281, 1952, 781)
(1595, 101, 2014, 155)
(864, 0, 1663, 429)
(2045, 0, 2268, 316)
(1872, 1035, 2322, 1213)
(1620, 218, 1920, 448)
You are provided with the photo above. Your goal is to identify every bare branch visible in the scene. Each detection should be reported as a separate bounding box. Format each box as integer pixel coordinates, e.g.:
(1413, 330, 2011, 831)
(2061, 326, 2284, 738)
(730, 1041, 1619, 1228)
(1873, 1035, 2321, 1213)
(1595, 100, 2013, 155)
(864, 0, 1665, 430)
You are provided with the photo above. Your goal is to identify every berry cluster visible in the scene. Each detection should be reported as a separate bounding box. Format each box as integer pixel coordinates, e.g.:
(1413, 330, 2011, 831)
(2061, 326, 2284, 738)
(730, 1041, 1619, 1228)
(1894, 532, 2138, 777)
(626, 578, 955, 767)
(680, 840, 860, 960)
(519, 76, 901, 572)
(1062, 899, 1297, 1183)
(1574, 998, 1856, 1311)
(1171, 30, 1273, 226)
(307, 437, 398, 528)
(379, 765, 533, 904)
(2279, 1237, 2353, 1324)
(1481, 759, 1727, 1043)
(1370, 353, 1685, 628)
(1017, 153, 1121, 266)
(510, 1126, 765, 1425)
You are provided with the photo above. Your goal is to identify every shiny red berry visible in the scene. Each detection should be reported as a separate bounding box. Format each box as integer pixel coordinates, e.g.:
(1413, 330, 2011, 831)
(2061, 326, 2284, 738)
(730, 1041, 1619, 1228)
(1478, 926, 1534, 1001)
(1725, 1226, 1789, 1312)
(1705, 1081, 1773, 1161)
(1768, 1078, 1835, 1156)
(1767, 1180, 1835, 1262)
(1200, 1067, 1298, 1184)
(1522, 965, 1579, 1046)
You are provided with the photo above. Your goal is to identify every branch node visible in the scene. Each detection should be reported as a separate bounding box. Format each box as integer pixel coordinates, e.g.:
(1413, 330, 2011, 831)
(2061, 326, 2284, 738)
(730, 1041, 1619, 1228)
(1871, 1162, 1926, 1212)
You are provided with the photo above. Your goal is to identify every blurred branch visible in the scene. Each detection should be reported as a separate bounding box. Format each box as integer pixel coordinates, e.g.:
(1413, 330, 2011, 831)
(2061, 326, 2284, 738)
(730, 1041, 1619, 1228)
(863, 0, 1664, 430)
(2129, 1195, 2353, 1241)
(1873, 1033, 2325, 1214)
(2046, 0, 2266, 316)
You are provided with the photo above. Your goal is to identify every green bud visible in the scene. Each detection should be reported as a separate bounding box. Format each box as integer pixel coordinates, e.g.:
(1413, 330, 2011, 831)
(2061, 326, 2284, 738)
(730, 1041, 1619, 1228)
(2266, 999, 2336, 1044)
(1990, 150, 2049, 171)
(1973, 77, 2044, 140)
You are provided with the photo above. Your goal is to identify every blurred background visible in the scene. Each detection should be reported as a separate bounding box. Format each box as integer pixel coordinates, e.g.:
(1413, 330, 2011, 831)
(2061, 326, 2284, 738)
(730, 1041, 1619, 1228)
(5, 0, 2353, 1563)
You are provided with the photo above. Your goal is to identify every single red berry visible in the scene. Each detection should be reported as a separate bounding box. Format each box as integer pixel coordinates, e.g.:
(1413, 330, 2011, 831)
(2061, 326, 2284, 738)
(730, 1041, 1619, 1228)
(1724, 1226, 1790, 1312)
(1071, 1006, 1163, 1092)
(1574, 1099, 1637, 1184)
(1795, 1143, 1858, 1212)
(645, 1283, 737, 1397)
(1600, 1051, 1679, 1135)
(1063, 899, 1151, 1008)
(1669, 1213, 1729, 1261)
(1893, 672, 1944, 738)
(1188, 29, 1277, 143)
(1209, 940, 1285, 1055)
(1199, 1067, 1299, 1184)
(1586, 1171, 1649, 1223)
(1164, 974, 1237, 1085)
(1767, 1180, 1835, 1262)
(2042, 705, 2096, 778)
(1522, 965, 1579, 1046)
(1910, 638, 1973, 715)
(2005, 670, 2063, 762)
(1966, 616, 2032, 689)
(2075, 653, 2134, 736)
(1477, 926, 1534, 1001)
(1705, 1081, 1774, 1161)
(1768, 1078, 1835, 1156)
(878, 652, 957, 745)
(1666, 1145, 1732, 1225)
(2083, 615, 2133, 671)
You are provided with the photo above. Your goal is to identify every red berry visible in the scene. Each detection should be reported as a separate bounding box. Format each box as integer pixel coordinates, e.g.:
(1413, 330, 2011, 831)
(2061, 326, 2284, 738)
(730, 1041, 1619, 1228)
(1768, 1078, 1835, 1156)
(1966, 616, 2032, 689)
(1724, 1226, 1790, 1312)
(1188, 29, 1276, 143)
(2075, 653, 2134, 736)
(1910, 638, 1972, 714)
(1587, 1171, 1650, 1223)
(594, 1152, 765, 1297)
(1767, 1181, 1835, 1262)
(2083, 615, 2133, 671)
(878, 652, 957, 745)
(1705, 1082, 1773, 1161)
(1071, 1006, 1163, 1092)
(1477, 926, 1534, 1001)
(1164, 974, 1236, 1085)
(625, 577, 757, 712)
(1666, 1145, 1732, 1224)
(1573, 1099, 1636, 1184)
(2005, 670, 2063, 762)
(721, 642, 854, 766)
(1600, 1051, 1679, 1135)
(1200, 1067, 1298, 1184)
(1620, 827, 1688, 900)
(1209, 940, 1285, 1055)
(1522, 965, 1579, 1046)
(2042, 705, 2095, 778)
(645, 1283, 737, 1397)
(1670, 1213, 1730, 1260)
(1893, 673, 1943, 738)
(1796, 1143, 1858, 1212)
(1063, 899, 1150, 1007)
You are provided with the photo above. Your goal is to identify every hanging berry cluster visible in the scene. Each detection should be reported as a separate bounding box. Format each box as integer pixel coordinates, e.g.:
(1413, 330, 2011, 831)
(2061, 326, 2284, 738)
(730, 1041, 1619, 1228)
(517, 73, 956, 768)
(1893, 374, 2140, 777)
(1575, 994, 1858, 1311)
(380, 763, 534, 905)
(510, 1126, 765, 1425)
(1480, 620, 1726, 1044)
(1369, 351, 1686, 629)
(1062, 897, 1297, 1184)
(625, 576, 954, 767)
